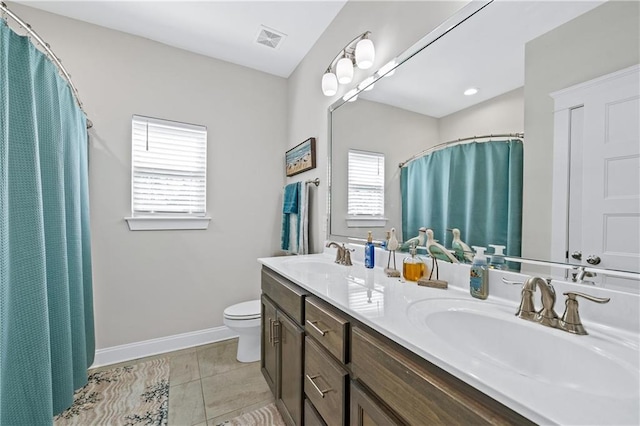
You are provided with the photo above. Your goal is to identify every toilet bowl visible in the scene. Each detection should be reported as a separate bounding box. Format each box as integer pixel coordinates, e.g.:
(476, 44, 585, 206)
(223, 299, 261, 363)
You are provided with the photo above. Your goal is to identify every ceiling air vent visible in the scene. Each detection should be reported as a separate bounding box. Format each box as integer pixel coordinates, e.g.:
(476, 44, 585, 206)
(256, 25, 286, 49)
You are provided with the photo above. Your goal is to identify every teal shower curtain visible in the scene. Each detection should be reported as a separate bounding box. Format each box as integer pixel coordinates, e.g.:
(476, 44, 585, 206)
(401, 140, 523, 259)
(0, 22, 94, 424)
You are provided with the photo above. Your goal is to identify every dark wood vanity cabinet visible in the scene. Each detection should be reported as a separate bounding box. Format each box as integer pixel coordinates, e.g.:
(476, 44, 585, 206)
(350, 380, 403, 426)
(261, 266, 533, 426)
(261, 295, 278, 393)
(261, 269, 308, 426)
(350, 326, 534, 426)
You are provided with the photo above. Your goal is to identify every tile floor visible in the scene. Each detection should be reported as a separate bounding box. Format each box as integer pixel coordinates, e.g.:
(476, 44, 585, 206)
(93, 338, 273, 426)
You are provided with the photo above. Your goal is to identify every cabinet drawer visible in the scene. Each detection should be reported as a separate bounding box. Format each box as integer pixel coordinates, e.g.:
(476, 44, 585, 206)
(351, 326, 532, 426)
(261, 267, 308, 325)
(305, 297, 350, 363)
(304, 399, 326, 426)
(304, 337, 348, 426)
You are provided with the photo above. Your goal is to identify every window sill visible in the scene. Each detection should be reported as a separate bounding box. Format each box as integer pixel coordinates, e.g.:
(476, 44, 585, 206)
(346, 216, 388, 228)
(125, 216, 211, 231)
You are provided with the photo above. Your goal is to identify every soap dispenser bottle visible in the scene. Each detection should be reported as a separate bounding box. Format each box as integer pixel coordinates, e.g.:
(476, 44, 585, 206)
(470, 246, 488, 299)
(364, 231, 375, 269)
(403, 243, 426, 281)
(489, 244, 506, 270)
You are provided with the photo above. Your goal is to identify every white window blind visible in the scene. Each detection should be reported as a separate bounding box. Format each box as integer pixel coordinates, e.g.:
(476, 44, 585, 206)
(131, 115, 207, 216)
(348, 150, 385, 216)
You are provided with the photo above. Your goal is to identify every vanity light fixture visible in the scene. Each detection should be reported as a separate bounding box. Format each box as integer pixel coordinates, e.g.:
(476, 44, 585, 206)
(321, 31, 375, 96)
(358, 76, 376, 92)
(343, 88, 359, 102)
(464, 87, 479, 96)
(377, 59, 398, 78)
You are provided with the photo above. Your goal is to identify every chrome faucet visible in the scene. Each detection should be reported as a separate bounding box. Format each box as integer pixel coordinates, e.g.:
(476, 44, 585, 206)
(559, 291, 610, 335)
(514, 277, 558, 327)
(326, 241, 344, 264)
(325, 242, 353, 266)
(342, 245, 353, 266)
(505, 277, 610, 335)
(534, 277, 559, 328)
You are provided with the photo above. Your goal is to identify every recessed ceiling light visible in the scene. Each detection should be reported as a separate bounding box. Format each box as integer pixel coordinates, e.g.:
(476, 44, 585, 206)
(464, 87, 479, 96)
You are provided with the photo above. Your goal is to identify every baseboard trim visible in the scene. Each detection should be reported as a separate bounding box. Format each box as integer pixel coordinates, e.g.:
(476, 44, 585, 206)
(92, 326, 238, 368)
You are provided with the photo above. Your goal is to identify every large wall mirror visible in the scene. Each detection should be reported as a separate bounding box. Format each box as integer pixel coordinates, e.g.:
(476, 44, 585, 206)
(329, 0, 639, 292)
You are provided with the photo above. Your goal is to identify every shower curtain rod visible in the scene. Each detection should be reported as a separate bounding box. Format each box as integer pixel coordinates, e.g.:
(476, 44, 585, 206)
(398, 132, 524, 168)
(0, 2, 93, 129)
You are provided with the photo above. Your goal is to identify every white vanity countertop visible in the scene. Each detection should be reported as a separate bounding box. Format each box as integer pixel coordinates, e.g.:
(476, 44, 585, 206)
(258, 248, 640, 426)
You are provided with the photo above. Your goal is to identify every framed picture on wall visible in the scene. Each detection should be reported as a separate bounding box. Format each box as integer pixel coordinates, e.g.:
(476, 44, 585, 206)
(285, 137, 316, 177)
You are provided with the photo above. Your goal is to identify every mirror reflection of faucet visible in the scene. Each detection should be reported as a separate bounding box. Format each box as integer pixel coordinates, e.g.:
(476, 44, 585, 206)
(572, 266, 596, 285)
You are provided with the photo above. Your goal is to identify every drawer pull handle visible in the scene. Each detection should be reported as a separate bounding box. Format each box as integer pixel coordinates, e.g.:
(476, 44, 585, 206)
(306, 374, 331, 398)
(273, 321, 280, 345)
(306, 320, 329, 336)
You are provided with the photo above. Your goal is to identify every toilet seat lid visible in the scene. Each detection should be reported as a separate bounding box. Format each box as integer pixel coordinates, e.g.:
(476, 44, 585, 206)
(224, 299, 261, 319)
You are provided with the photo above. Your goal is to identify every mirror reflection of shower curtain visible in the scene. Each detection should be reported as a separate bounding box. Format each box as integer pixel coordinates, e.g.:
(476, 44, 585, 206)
(0, 22, 94, 424)
(401, 140, 523, 262)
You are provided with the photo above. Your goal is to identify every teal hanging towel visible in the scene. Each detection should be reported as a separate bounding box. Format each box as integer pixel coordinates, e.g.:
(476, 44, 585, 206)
(0, 20, 94, 424)
(401, 139, 523, 263)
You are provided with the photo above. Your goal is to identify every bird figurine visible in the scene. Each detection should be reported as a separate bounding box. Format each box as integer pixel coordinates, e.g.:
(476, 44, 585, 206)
(425, 229, 459, 264)
(385, 228, 401, 277)
(450, 228, 474, 263)
(387, 228, 399, 251)
(401, 227, 427, 251)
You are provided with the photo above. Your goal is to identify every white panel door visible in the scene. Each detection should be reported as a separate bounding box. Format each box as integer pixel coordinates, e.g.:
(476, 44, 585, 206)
(580, 68, 640, 278)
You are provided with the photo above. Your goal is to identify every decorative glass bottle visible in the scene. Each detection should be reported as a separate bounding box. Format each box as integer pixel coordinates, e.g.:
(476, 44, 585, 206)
(402, 244, 426, 282)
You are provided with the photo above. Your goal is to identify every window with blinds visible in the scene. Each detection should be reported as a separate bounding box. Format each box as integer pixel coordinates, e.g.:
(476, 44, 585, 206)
(131, 115, 207, 216)
(348, 150, 385, 217)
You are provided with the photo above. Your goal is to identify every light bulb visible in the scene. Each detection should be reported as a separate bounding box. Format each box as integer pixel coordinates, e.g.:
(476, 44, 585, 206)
(464, 87, 479, 96)
(358, 76, 376, 92)
(343, 89, 359, 102)
(322, 72, 338, 96)
(355, 38, 375, 70)
(377, 59, 397, 77)
(336, 57, 354, 84)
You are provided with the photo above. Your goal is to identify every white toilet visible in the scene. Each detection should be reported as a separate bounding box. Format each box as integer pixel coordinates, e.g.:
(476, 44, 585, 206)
(223, 299, 261, 363)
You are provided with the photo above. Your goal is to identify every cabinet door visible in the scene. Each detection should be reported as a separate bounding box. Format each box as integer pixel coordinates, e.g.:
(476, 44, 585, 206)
(277, 312, 304, 426)
(350, 381, 402, 426)
(261, 295, 278, 395)
(304, 399, 326, 426)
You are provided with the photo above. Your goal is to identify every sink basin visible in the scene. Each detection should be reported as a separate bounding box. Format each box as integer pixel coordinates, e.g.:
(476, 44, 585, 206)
(407, 298, 639, 398)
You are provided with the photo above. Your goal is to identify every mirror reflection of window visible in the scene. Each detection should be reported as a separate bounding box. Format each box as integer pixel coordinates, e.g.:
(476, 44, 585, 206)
(348, 150, 385, 218)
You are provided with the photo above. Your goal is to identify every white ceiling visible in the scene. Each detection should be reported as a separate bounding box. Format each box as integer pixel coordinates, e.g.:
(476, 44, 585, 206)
(16, 0, 347, 78)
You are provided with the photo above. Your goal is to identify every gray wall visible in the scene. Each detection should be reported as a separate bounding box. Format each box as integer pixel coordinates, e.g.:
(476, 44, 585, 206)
(523, 0, 640, 261)
(439, 87, 524, 143)
(331, 100, 438, 241)
(287, 1, 468, 253)
(8, 3, 288, 350)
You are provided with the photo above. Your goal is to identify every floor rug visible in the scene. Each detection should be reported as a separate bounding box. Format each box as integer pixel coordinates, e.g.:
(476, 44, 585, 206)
(55, 358, 169, 426)
(216, 403, 285, 426)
